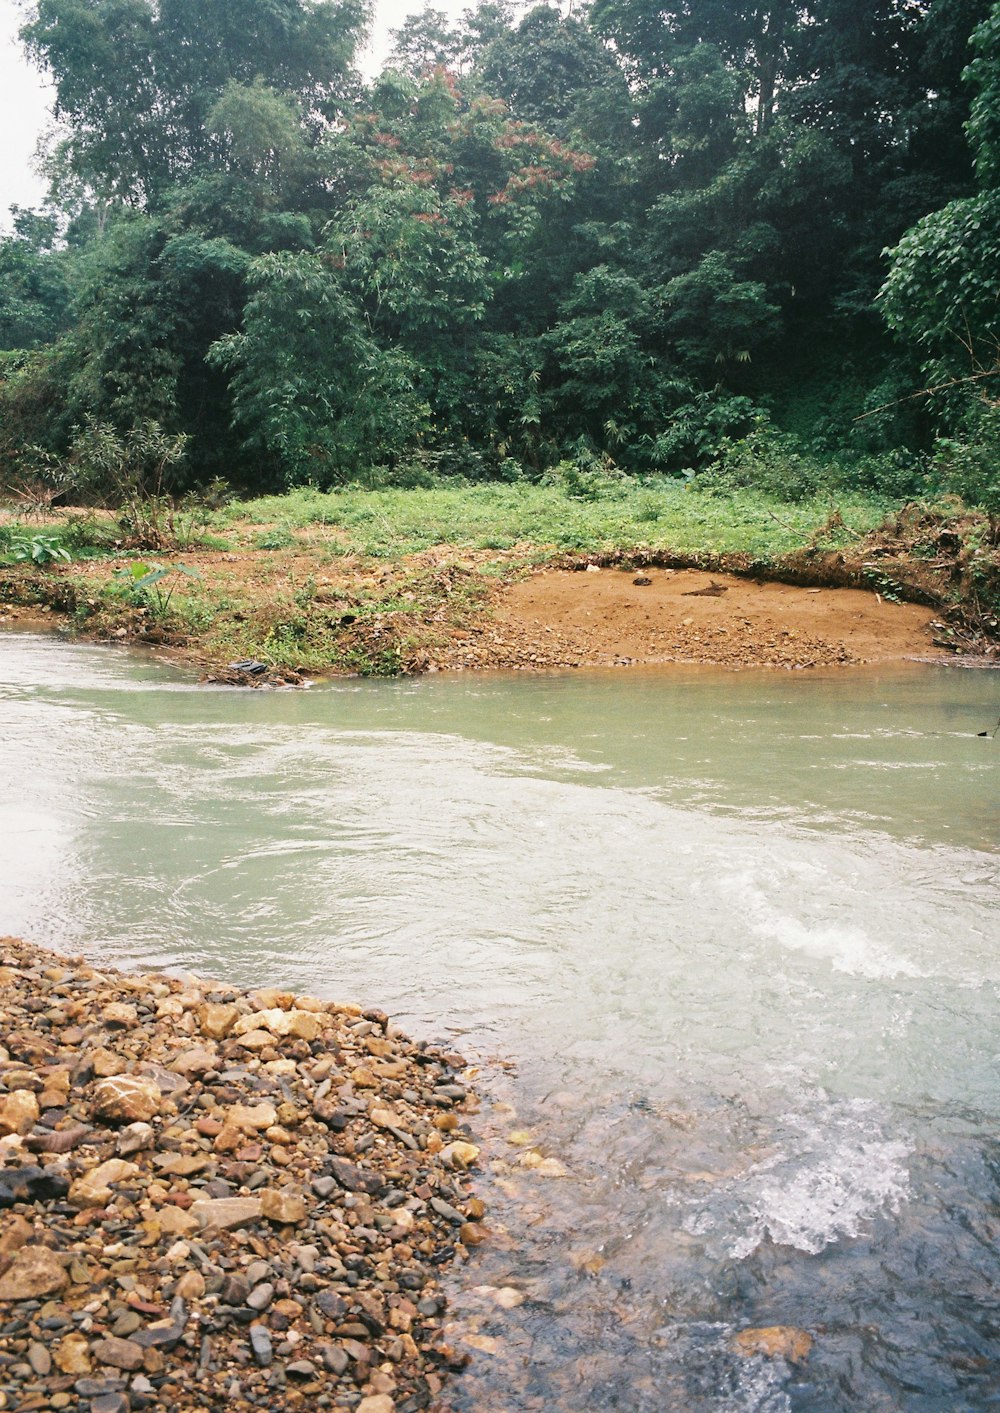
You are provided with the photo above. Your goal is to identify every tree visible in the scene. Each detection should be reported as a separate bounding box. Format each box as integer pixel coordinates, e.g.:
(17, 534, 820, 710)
(881, 2, 1000, 386)
(21, 0, 365, 207)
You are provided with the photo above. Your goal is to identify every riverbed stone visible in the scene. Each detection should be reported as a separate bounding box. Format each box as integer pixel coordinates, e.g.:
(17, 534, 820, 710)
(190, 1196, 263, 1230)
(0, 1245, 69, 1300)
(0, 935, 482, 1412)
(92, 1337, 145, 1371)
(260, 1188, 307, 1224)
(0, 1089, 39, 1136)
(92, 1075, 163, 1123)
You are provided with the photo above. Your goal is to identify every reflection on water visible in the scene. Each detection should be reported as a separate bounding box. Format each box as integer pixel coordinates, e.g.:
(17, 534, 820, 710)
(1, 630, 999, 1410)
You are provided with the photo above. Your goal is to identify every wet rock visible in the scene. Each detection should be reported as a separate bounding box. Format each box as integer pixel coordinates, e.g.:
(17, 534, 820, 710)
(329, 1157, 383, 1194)
(0, 937, 483, 1413)
(732, 1326, 813, 1364)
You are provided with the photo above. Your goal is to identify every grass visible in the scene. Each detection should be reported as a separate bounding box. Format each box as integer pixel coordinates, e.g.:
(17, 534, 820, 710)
(216, 479, 895, 561)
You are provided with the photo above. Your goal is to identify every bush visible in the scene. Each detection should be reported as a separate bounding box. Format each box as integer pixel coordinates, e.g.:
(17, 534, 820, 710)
(696, 423, 831, 501)
(932, 400, 1000, 515)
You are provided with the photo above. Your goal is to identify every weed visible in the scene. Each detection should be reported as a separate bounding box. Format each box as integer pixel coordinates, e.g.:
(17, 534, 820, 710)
(7, 533, 71, 566)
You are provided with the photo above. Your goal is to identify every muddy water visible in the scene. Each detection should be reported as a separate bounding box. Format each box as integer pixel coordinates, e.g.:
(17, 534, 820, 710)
(2, 631, 999, 1410)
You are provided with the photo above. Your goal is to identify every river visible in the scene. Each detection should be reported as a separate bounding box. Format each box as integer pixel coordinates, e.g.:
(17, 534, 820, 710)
(1, 629, 998, 1410)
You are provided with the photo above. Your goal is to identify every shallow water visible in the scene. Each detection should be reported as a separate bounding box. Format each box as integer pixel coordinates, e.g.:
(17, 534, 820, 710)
(1, 631, 999, 1409)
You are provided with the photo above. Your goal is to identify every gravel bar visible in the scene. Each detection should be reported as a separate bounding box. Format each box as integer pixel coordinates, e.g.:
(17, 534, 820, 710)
(0, 938, 485, 1411)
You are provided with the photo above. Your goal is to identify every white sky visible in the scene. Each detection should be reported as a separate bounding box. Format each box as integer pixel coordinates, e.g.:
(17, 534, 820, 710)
(0, 0, 477, 230)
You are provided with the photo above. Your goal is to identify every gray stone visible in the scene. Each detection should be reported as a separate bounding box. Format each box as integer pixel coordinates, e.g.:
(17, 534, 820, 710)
(246, 1282, 274, 1312)
(249, 1324, 273, 1367)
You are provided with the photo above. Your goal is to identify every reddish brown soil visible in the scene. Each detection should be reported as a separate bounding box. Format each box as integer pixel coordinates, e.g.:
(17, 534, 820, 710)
(439, 566, 944, 672)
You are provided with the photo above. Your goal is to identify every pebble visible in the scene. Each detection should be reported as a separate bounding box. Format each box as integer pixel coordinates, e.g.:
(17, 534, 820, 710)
(0, 937, 483, 1412)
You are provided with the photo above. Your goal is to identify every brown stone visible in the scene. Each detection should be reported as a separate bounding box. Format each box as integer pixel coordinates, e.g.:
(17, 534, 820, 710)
(226, 1102, 277, 1132)
(197, 1002, 239, 1039)
(102, 1001, 138, 1027)
(174, 1270, 206, 1301)
(92, 1336, 144, 1371)
(0, 1244, 68, 1300)
(190, 1196, 263, 1231)
(92, 1075, 162, 1124)
(0, 1089, 39, 1136)
(0, 1214, 33, 1256)
(53, 1333, 92, 1375)
(68, 1158, 139, 1208)
(260, 1188, 307, 1224)
(91, 1046, 127, 1077)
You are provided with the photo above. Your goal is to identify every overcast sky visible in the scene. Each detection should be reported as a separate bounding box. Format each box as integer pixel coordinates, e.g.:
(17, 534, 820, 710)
(0, 0, 480, 230)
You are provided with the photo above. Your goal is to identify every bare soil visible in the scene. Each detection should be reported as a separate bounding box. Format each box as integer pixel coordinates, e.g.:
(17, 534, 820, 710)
(478, 566, 943, 672)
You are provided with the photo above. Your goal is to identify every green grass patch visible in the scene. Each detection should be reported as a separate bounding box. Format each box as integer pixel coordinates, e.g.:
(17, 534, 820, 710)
(222, 480, 894, 561)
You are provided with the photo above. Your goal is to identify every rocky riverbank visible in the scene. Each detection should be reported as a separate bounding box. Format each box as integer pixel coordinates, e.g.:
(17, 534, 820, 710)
(0, 938, 484, 1412)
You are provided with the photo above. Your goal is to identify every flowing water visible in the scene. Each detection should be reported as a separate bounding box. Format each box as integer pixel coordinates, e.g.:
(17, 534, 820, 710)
(2, 629, 999, 1410)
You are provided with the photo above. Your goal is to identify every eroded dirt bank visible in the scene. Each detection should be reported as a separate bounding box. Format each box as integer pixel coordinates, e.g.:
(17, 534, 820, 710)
(0, 937, 482, 1411)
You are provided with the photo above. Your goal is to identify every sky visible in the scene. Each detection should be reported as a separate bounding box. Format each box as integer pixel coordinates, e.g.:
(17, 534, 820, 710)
(0, 0, 479, 230)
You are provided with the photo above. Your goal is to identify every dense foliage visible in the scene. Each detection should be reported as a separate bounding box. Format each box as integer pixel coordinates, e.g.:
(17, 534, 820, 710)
(2, 0, 999, 504)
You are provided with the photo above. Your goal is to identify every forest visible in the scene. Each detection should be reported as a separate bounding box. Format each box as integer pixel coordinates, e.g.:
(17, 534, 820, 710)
(1, 0, 999, 512)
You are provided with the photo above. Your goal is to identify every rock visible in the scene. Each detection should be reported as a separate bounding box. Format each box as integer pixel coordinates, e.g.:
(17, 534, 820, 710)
(175, 1270, 206, 1301)
(430, 1197, 464, 1225)
(328, 1157, 382, 1194)
(235, 1008, 323, 1042)
(322, 1344, 350, 1375)
(190, 1196, 263, 1231)
(260, 1188, 306, 1224)
(732, 1326, 814, 1364)
(0, 1244, 69, 1300)
(92, 1075, 162, 1124)
(0, 1214, 33, 1255)
(117, 1120, 155, 1155)
(68, 1157, 139, 1208)
(91, 1336, 145, 1371)
(101, 1002, 138, 1027)
(225, 1102, 277, 1132)
(439, 1141, 480, 1170)
(54, 1334, 92, 1375)
(27, 1341, 51, 1376)
(246, 1282, 274, 1312)
(91, 1395, 129, 1413)
(0, 1164, 70, 1207)
(287, 1358, 316, 1379)
(249, 1325, 273, 1367)
(0, 1089, 39, 1135)
(157, 1205, 200, 1237)
(198, 1002, 239, 1039)
(357, 1396, 396, 1413)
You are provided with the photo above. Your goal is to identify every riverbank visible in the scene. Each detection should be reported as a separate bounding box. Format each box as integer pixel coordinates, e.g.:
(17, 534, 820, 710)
(0, 937, 483, 1412)
(0, 487, 996, 676)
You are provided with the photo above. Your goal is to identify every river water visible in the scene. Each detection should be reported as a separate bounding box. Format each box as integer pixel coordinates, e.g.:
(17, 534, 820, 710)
(1, 630, 999, 1410)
